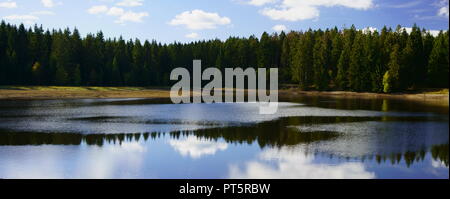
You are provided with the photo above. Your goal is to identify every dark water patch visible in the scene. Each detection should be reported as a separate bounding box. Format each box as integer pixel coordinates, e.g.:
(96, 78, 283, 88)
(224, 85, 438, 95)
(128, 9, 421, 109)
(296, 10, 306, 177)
(282, 95, 449, 114)
(69, 116, 130, 121)
(89, 98, 173, 106)
(276, 115, 447, 126)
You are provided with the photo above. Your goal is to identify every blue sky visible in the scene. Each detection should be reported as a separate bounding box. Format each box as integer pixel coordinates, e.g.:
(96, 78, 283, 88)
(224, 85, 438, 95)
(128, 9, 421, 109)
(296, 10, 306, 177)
(0, 0, 449, 43)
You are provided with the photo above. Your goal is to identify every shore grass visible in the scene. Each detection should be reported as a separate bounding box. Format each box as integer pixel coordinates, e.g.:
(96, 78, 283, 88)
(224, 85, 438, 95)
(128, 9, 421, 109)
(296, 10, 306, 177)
(0, 86, 156, 91)
(0, 86, 171, 99)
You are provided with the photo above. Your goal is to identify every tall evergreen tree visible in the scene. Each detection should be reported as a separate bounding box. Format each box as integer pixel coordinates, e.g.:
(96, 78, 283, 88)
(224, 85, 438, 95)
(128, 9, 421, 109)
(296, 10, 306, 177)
(427, 32, 449, 87)
(383, 44, 401, 93)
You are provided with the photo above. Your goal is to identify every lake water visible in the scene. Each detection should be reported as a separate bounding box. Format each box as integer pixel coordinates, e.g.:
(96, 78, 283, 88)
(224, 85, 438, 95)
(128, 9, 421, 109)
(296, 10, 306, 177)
(0, 97, 448, 179)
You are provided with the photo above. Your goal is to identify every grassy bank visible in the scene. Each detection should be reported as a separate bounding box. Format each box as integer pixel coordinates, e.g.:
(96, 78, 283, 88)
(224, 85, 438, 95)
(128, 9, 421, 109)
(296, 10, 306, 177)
(0, 86, 448, 106)
(0, 86, 171, 99)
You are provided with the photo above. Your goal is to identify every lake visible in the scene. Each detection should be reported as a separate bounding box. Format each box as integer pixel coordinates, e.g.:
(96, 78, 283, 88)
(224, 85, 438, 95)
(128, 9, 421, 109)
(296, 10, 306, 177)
(0, 96, 448, 179)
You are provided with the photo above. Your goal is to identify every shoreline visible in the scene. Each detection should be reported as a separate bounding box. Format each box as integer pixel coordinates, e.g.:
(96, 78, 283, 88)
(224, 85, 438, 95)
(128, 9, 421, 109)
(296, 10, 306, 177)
(0, 86, 172, 100)
(279, 88, 449, 107)
(279, 89, 449, 102)
(0, 86, 448, 106)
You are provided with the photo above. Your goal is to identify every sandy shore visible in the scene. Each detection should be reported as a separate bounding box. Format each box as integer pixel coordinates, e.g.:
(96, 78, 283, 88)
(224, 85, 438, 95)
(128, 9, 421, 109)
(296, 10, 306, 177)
(0, 86, 448, 106)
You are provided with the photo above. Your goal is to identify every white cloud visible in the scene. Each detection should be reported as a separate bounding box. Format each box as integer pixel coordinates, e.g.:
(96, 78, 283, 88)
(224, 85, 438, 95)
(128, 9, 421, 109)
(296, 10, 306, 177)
(87, 5, 148, 24)
(116, 0, 144, 7)
(427, 30, 446, 37)
(254, 0, 374, 21)
(169, 136, 228, 159)
(41, 0, 60, 8)
(31, 11, 55, 15)
(169, 9, 231, 30)
(88, 5, 109, 14)
(261, 6, 319, 21)
(432, 159, 448, 168)
(360, 26, 377, 33)
(248, 0, 278, 6)
(3, 14, 38, 24)
(229, 146, 375, 179)
(107, 7, 125, 16)
(400, 27, 444, 37)
(272, 24, 287, 32)
(387, 0, 422, 8)
(438, 5, 449, 17)
(3, 14, 38, 20)
(185, 32, 199, 39)
(402, 27, 413, 33)
(115, 11, 148, 23)
(0, 1, 17, 8)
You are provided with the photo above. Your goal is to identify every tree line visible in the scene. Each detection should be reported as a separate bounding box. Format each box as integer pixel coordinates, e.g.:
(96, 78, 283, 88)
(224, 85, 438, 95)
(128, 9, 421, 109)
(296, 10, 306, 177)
(0, 21, 448, 92)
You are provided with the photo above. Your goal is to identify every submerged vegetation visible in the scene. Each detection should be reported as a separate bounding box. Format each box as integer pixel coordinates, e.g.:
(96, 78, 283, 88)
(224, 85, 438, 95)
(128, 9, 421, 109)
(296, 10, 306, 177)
(0, 21, 448, 93)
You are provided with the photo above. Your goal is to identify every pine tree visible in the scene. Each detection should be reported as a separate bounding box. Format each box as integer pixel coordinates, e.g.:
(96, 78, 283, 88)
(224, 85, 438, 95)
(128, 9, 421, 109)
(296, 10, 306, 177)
(31, 62, 43, 84)
(279, 34, 291, 83)
(293, 30, 315, 89)
(258, 32, 271, 68)
(427, 32, 449, 87)
(55, 64, 68, 85)
(313, 32, 330, 90)
(74, 65, 81, 85)
(407, 24, 425, 87)
(330, 31, 343, 83)
(348, 33, 367, 91)
(336, 27, 355, 90)
(384, 44, 401, 93)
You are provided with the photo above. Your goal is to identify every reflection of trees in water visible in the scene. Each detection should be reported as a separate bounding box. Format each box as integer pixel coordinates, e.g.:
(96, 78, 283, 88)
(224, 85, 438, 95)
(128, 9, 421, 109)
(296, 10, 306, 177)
(1, 130, 448, 167)
(431, 144, 449, 167)
(0, 131, 162, 146)
(0, 115, 448, 167)
(348, 144, 448, 167)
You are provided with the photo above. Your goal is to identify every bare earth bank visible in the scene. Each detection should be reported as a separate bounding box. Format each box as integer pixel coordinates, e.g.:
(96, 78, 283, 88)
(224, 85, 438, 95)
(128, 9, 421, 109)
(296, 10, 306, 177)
(0, 86, 448, 107)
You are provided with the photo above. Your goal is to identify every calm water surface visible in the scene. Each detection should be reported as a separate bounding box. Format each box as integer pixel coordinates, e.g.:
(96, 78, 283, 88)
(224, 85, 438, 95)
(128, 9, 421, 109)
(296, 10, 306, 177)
(0, 97, 448, 179)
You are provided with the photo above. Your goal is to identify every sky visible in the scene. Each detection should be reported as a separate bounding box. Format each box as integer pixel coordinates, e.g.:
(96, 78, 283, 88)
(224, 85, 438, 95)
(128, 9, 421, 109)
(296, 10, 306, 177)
(0, 0, 449, 43)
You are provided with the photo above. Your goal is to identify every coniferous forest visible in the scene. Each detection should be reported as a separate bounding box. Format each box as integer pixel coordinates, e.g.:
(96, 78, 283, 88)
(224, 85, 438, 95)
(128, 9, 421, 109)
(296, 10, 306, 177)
(0, 21, 448, 92)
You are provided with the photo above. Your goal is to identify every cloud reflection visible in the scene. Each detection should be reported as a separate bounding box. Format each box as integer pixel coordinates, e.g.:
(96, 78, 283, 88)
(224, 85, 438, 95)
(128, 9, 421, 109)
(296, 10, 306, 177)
(169, 137, 228, 159)
(431, 159, 448, 168)
(0, 142, 148, 179)
(229, 146, 375, 179)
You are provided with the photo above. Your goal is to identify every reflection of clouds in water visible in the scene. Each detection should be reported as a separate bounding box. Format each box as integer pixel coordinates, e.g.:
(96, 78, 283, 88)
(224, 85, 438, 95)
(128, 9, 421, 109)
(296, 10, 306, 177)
(229, 146, 375, 179)
(75, 142, 147, 179)
(0, 147, 66, 179)
(431, 159, 448, 168)
(0, 142, 148, 179)
(106, 142, 146, 153)
(427, 159, 449, 178)
(169, 137, 228, 159)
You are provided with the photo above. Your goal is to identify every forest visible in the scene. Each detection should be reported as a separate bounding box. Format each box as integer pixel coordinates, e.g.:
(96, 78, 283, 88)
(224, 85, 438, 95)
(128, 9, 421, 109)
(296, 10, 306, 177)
(0, 21, 448, 93)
